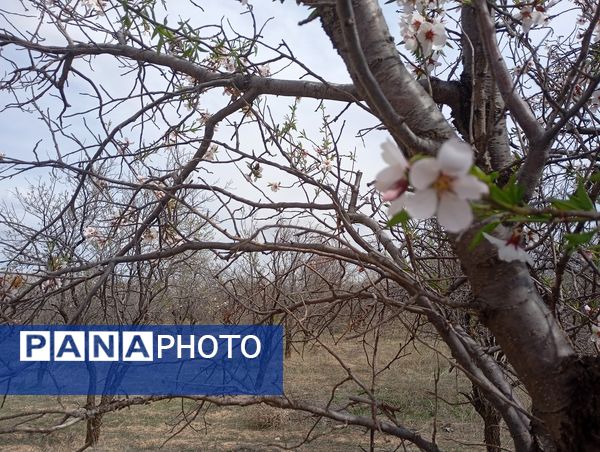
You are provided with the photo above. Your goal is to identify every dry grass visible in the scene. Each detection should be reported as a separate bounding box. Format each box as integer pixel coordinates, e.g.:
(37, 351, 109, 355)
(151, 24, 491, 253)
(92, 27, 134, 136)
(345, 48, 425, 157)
(0, 329, 513, 451)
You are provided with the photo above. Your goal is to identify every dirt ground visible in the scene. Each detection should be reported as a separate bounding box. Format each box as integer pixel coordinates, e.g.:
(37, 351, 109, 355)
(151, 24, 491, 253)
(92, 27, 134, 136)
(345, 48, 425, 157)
(0, 331, 514, 451)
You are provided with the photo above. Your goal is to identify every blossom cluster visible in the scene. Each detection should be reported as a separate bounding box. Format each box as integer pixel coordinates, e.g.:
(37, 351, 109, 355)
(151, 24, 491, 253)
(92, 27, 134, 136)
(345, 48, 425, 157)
(81, 0, 106, 15)
(576, 2, 600, 42)
(397, 0, 447, 75)
(84, 226, 106, 246)
(375, 138, 535, 264)
(375, 138, 487, 233)
(513, 1, 563, 33)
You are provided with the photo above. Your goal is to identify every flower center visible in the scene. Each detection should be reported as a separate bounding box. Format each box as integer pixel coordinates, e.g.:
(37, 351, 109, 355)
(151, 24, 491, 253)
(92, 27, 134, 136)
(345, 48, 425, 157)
(425, 30, 435, 41)
(505, 231, 522, 249)
(433, 173, 454, 194)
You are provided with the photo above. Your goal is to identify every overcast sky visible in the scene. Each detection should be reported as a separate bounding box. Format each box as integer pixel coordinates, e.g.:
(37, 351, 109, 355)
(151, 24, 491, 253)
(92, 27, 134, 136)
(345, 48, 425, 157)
(0, 1, 404, 217)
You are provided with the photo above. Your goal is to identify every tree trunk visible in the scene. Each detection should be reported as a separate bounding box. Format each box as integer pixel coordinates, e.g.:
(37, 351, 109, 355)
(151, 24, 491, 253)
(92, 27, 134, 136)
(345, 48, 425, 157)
(84, 394, 102, 447)
(470, 384, 502, 452)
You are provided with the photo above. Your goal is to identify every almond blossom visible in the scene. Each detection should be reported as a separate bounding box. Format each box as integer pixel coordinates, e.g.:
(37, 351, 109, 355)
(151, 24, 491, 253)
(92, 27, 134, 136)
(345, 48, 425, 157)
(321, 158, 334, 173)
(515, 6, 547, 33)
(268, 182, 281, 192)
(257, 64, 271, 77)
(402, 139, 487, 232)
(399, 10, 446, 58)
(374, 139, 409, 216)
(416, 21, 446, 57)
(82, 0, 106, 15)
(483, 231, 534, 265)
(204, 144, 218, 161)
(84, 226, 99, 239)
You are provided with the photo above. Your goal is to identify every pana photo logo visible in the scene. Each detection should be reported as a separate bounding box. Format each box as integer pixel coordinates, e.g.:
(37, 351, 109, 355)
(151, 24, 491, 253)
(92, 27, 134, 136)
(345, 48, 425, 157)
(0, 325, 283, 396)
(20, 330, 263, 361)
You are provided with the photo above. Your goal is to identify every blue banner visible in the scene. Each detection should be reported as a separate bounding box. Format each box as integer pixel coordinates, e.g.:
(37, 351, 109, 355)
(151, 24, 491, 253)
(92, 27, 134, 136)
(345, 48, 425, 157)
(0, 325, 283, 396)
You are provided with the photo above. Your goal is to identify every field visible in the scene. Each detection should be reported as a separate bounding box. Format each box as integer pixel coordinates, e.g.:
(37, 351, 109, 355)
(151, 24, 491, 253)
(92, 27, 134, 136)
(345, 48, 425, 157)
(0, 331, 512, 451)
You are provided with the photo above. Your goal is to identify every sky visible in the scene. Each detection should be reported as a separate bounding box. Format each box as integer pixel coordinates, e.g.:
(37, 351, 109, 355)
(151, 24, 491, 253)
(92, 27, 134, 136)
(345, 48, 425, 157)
(0, 0, 399, 219)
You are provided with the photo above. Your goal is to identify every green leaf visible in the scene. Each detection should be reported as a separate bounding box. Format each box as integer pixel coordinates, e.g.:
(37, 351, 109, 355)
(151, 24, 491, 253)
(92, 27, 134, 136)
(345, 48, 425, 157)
(469, 166, 497, 183)
(551, 182, 595, 212)
(489, 185, 511, 206)
(489, 178, 524, 207)
(387, 210, 410, 228)
(574, 183, 594, 211)
(565, 231, 596, 250)
(469, 221, 500, 250)
(551, 199, 579, 211)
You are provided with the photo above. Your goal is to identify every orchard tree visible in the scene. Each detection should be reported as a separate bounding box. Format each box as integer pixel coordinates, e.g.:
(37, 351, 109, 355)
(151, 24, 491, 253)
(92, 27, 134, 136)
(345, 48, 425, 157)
(1, 0, 600, 450)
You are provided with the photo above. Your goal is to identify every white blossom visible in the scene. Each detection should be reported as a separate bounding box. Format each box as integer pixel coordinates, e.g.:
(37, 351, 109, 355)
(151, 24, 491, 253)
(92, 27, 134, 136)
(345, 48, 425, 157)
(321, 158, 334, 172)
(374, 139, 410, 216)
(268, 182, 281, 192)
(84, 227, 99, 239)
(82, 0, 106, 15)
(204, 144, 218, 161)
(401, 139, 487, 232)
(257, 64, 271, 77)
(425, 54, 442, 75)
(404, 34, 419, 52)
(515, 6, 547, 33)
(483, 232, 534, 265)
(416, 21, 446, 56)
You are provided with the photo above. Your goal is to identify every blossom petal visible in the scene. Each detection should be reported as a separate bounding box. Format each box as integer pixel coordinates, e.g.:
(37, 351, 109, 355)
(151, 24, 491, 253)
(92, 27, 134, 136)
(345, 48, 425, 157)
(409, 158, 439, 190)
(453, 174, 488, 200)
(498, 245, 534, 265)
(403, 189, 437, 219)
(381, 139, 408, 168)
(482, 233, 506, 248)
(382, 185, 405, 202)
(438, 139, 473, 176)
(388, 195, 407, 217)
(375, 165, 405, 192)
(483, 233, 533, 265)
(405, 35, 418, 52)
(431, 23, 447, 49)
(437, 193, 473, 232)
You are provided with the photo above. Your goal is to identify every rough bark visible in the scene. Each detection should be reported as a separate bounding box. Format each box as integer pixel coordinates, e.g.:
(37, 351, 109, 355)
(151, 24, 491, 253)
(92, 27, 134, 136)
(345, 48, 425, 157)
(460, 6, 512, 174)
(470, 385, 502, 452)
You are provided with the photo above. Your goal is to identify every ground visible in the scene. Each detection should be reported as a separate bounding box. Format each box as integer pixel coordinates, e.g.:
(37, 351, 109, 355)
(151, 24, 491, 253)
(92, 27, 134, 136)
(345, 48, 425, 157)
(0, 328, 514, 451)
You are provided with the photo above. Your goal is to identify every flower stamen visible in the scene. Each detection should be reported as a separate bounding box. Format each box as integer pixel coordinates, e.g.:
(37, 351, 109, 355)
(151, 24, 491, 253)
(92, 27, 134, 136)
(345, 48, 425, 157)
(433, 173, 454, 194)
